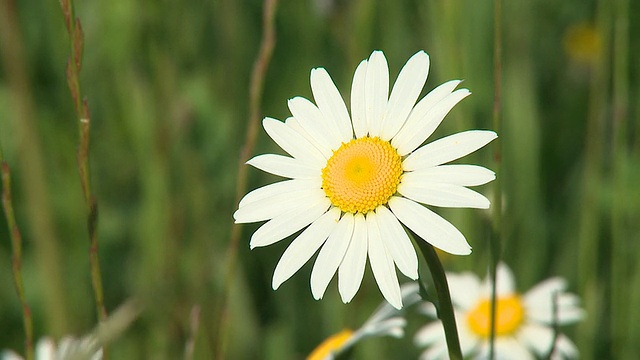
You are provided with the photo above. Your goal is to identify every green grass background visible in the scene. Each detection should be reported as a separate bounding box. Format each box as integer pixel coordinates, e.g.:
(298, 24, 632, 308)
(1, 0, 639, 358)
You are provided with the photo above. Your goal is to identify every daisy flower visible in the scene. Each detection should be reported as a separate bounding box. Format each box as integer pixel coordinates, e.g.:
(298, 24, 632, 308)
(234, 50, 497, 309)
(307, 283, 421, 360)
(2, 336, 102, 360)
(414, 263, 585, 360)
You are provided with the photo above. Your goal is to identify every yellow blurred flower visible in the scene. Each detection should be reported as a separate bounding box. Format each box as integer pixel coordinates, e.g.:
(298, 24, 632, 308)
(564, 23, 602, 65)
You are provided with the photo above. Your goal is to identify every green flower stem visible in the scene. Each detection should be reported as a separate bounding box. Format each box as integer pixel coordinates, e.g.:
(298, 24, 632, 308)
(1, 151, 34, 360)
(414, 231, 463, 360)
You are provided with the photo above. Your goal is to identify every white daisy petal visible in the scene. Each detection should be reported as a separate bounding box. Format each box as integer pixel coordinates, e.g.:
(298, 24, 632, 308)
(414, 322, 444, 347)
(524, 277, 567, 304)
(238, 179, 320, 208)
(366, 283, 420, 325)
(338, 213, 368, 303)
(1, 350, 23, 360)
(366, 212, 402, 309)
(402, 164, 496, 187)
(553, 334, 579, 359)
(446, 272, 481, 310)
(310, 67, 353, 142)
(392, 83, 467, 156)
(413, 79, 462, 115)
(247, 154, 319, 179)
(419, 344, 448, 360)
(381, 50, 430, 141)
(285, 117, 333, 159)
(365, 51, 389, 137)
(388, 196, 472, 255)
(357, 317, 406, 339)
(556, 295, 586, 323)
(417, 327, 449, 360)
(262, 117, 326, 166)
(525, 282, 585, 324)
(518, 323, 554, 357)
(375, 205, 418, 279)
(457, 321, 481, 357)
(417, 303, 437, 320)
(351, 59, 369, 138)
(526, 294, 586, 325)
(234, 188, 326, 223)
(398, 181, 491, 209)
(272, 207, 341, 289)
(402, 130, 498, 171)
(250, 198, 331, 249)
(288, 96, 342, 151)
(311, 213, 355, 300)
(36, 338, 56, 359)
(491, 338, 535, 360)
(490, 262, 517, 295)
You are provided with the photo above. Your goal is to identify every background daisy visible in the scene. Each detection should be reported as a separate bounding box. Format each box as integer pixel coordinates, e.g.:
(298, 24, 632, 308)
(307, 283, 421, 360)
(235, 50, 496, 309)
(1, 336, 102, 360)
(415, 263, 585, 360)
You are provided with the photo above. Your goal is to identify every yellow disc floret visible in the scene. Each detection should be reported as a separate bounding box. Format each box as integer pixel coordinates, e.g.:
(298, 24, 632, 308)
(322, 137, 403, 214)
(306, 329, 353, 360)
(467, 295, 525, 338)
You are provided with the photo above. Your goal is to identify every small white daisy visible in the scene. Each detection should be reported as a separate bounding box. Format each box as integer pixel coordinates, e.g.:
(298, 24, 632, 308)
(234, 50, 497, 309)
(2, 336, 102, 360)
(307, 283, 421, 360)
(414, 263, 585, 360)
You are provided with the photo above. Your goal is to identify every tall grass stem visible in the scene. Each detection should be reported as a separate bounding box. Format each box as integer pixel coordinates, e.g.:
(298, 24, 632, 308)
(1, 150, 34, 360)
(0, 0, 69, 335)
(489, 0, 504, 357)
(610, 0, 629, 356)
(57, 0, 109, 343)
(216, 0, 279, 358)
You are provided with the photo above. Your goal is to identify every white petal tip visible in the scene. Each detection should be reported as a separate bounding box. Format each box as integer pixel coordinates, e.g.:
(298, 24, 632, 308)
(311, 283, 325, 300)
(340, 289, 358, 304)
(389, 301, 403, 310)
(411, 50, 429, 60)
(437, 245, 473, 256)
(249, 237, 261, 250)
(455, 88, 472, 97)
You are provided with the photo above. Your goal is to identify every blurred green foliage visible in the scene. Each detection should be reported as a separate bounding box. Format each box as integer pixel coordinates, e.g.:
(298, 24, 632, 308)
(1, 0, 639, 358)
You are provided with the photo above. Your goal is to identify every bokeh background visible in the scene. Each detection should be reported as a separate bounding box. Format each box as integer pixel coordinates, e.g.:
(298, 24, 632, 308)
(1, 0, 639, 358)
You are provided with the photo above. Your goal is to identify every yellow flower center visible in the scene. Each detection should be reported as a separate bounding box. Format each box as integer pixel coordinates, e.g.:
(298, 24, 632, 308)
(466, 295, 525, 338)
(563, 23, 602, 64)
(322, 137, 403, 214)
(307, 329, 353, 360)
